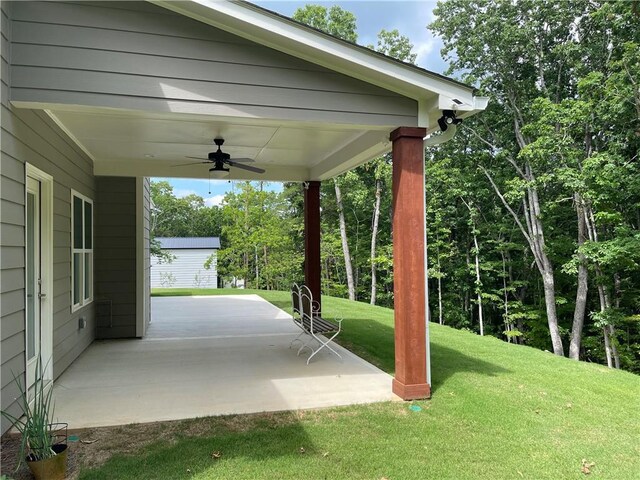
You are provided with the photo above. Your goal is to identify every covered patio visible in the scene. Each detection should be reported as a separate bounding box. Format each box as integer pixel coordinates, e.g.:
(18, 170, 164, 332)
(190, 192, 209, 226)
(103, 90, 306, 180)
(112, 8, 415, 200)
(0, 0, 488, 432)
(52, 295, 396, 429)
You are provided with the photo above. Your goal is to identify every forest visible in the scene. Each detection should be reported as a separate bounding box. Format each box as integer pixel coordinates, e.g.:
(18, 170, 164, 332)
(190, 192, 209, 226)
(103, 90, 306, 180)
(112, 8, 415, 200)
(151, 1, 640, 373)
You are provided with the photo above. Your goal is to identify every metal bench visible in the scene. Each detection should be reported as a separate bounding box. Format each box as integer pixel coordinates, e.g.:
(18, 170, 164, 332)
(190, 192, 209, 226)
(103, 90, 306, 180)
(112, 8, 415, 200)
(290, 284, 343, 364)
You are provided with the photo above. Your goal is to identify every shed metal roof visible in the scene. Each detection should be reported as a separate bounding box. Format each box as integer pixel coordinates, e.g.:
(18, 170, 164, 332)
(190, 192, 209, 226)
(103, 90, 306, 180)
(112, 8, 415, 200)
(157, 237, 221, 249)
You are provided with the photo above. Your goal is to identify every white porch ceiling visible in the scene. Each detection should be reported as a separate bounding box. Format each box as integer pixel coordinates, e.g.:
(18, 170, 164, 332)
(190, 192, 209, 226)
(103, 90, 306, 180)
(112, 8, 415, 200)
(48, 107, 394, 182)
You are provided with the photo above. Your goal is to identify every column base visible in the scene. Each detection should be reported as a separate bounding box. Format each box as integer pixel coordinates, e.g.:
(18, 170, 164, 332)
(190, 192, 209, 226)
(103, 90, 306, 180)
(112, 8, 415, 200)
(392, 378, 431, 400)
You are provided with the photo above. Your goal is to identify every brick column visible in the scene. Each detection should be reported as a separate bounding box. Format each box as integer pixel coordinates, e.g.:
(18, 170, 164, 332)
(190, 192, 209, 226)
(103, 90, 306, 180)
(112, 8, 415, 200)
(304, 181, 322, 312)
(390, 127, 430, 400)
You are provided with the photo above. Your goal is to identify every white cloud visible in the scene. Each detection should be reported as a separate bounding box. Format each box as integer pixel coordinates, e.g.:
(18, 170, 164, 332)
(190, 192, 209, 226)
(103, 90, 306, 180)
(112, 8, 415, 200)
(414, 39, 437, 66)
(173, 188, 197, 198)
(204, 195, 225, 207)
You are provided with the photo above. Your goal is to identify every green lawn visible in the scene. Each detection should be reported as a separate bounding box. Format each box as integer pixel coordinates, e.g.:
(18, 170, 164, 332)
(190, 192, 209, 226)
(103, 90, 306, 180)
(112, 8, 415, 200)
(81, 289, 640, 479)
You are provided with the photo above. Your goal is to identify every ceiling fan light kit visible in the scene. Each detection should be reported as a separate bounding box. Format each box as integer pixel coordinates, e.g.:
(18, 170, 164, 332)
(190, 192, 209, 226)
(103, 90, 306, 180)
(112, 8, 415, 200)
(209, 168, 230, 179)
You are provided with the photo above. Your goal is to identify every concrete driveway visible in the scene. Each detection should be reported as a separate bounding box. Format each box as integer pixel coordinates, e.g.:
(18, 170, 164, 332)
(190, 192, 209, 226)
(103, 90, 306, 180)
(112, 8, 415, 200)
(52, 295, 396, 428)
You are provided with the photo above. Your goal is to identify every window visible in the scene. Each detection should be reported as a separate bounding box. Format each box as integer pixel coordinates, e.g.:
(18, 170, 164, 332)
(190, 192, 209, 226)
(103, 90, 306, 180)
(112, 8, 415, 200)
(71, 190, 93, 311)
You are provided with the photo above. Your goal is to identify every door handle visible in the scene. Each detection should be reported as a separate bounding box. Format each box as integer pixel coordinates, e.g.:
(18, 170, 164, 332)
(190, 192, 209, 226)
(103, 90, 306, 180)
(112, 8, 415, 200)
(37, 279, 46, 299)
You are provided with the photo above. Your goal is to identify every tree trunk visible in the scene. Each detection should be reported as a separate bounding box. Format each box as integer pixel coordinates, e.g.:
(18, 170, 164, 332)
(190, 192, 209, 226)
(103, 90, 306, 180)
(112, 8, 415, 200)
(370, 178, 382, 305)
(603, 325, 613, 368)
(480, 164, 564, 356)
(334, 178, 355, 300)
(609, 325, 621, 369)
(501, 250, 513, 342)
(472, 231, 484, 336)
(569, 196, 589, 360)
(584, 203, 620, 368)
(437, 275, 443, 325)
(541, 268, 564, 355)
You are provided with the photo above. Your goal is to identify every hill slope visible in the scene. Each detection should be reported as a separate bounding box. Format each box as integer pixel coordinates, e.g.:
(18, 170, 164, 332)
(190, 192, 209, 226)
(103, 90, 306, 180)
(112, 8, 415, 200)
(88, 289, 640, 479)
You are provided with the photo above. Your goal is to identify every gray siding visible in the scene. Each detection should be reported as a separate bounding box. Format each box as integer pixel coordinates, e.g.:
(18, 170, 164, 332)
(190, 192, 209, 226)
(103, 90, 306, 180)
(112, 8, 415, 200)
(138, 176, 151, 337)
(94, 176, 137, 339)
(9, 1, 417, 126)
(1, 1, 96, 434)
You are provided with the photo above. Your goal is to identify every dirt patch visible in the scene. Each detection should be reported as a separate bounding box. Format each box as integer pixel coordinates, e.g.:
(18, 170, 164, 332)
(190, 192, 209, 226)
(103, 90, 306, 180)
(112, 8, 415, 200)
(0, 411, 302, 479)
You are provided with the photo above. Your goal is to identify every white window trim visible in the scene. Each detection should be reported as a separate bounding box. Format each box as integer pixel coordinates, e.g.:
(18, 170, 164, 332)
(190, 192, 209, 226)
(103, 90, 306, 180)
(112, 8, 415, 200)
(71, 189, 94, 312)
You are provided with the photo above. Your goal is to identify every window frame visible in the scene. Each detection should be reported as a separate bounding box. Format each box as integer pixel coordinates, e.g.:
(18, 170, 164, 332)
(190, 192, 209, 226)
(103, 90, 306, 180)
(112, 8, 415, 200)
(71, 190, 94, 312)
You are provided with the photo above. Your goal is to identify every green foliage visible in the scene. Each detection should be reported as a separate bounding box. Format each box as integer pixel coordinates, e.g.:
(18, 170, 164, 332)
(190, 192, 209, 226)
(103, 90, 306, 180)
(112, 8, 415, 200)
(150, 238, 174, 265)
(428, 0, 640, 365)
(1, 358, 57, 469)
(150, 181, 222, 238)
(216, 182, 302, 291)
(370, 29, 417, 64)
(291, 5, 357, 42)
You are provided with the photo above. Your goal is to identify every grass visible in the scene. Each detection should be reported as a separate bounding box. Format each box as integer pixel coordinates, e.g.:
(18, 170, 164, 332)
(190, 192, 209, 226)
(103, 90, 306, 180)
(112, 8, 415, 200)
(78, 288, 640, 479)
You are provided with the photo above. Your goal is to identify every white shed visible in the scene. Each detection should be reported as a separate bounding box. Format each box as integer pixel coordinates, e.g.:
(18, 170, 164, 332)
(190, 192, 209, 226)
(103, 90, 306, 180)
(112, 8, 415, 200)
(151, 237, 220, 289)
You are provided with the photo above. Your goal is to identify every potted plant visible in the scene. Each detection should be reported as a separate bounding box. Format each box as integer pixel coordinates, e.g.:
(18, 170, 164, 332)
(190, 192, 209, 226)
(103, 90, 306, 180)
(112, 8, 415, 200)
(1, 358, 68, 480)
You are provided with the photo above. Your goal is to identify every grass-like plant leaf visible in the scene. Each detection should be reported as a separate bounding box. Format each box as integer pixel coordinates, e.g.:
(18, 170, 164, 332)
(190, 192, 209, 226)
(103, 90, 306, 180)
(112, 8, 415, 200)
(0, 356, 57, 469)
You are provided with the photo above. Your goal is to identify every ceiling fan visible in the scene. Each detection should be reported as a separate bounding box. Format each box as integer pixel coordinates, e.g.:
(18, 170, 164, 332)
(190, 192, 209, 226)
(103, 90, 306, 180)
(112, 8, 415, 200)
(176, 138, 265, 178)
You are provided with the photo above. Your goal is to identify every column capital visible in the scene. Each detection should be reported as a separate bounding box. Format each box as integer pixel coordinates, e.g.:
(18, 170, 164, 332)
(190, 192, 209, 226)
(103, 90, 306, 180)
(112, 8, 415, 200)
(390, 127, 427, 142)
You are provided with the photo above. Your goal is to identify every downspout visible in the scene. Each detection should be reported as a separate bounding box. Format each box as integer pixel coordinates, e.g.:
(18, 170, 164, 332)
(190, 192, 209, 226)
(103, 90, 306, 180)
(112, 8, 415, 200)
(421, 122, 459, 389)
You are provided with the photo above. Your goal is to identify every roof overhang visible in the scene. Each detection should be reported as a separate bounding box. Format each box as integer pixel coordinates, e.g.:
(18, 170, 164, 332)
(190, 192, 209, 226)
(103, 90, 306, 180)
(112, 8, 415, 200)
(10, 0, 488, 182)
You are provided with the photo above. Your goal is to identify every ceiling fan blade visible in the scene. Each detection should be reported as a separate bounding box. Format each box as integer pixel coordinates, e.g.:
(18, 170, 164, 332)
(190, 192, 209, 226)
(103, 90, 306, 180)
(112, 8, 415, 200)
(229, 157, 255, 163)
(171, 160, 210, 167)
(185, 156, 210, 160)
(228, 161, 266, 174)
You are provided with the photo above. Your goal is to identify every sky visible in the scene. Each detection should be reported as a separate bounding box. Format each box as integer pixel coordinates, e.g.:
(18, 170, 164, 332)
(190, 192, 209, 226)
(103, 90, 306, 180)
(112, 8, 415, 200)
(157, 1, 444, 206)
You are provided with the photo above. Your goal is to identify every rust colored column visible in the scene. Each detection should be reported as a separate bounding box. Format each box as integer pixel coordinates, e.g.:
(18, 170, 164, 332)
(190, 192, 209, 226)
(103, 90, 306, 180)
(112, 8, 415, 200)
(390, 126, 430, 400)
(304, 181, 322, 312)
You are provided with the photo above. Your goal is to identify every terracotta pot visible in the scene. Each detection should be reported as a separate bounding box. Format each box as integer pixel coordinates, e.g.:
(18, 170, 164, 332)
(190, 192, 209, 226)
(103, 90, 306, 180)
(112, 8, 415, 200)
(26, 444, 68, 480)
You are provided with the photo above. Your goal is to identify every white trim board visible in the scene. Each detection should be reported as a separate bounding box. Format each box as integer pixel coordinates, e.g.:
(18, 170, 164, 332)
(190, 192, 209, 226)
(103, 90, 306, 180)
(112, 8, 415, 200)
(25, 164, 54, 384)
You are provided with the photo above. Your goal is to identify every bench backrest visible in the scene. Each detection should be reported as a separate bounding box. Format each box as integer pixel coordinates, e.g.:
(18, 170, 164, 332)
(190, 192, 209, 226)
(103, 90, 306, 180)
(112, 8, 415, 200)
(291, 283, 301, 317)
(299, 284, 316, 320)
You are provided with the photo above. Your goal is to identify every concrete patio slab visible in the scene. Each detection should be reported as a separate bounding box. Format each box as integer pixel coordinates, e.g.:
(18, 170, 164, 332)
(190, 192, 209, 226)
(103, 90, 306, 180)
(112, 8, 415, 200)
(52, 295, 397, 428)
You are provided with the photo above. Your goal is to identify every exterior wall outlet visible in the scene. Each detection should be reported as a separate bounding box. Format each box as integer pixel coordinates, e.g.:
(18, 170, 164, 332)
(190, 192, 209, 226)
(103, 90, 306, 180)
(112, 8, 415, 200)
(78, 317, 87, 330)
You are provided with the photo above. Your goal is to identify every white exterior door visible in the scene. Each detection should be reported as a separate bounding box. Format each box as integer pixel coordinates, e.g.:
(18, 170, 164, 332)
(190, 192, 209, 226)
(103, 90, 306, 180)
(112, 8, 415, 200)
(25, 166, 53, 392)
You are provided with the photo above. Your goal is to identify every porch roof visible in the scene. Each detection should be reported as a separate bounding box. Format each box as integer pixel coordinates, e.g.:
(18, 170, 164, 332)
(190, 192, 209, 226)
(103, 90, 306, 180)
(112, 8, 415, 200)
(10, 0, 487, 182)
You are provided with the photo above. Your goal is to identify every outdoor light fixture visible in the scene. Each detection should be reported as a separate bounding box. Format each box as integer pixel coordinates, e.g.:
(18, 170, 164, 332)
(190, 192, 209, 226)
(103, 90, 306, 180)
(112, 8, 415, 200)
(437, 110, 462, 132)
(209, 167, 230, 179)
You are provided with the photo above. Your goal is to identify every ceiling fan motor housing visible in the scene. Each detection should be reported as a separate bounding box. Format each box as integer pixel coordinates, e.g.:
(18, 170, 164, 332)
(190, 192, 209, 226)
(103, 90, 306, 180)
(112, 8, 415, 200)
(208, 150, 230, 161)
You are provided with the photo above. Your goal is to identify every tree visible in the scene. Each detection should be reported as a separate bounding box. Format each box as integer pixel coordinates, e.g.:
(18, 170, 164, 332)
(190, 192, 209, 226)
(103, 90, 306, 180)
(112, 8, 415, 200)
(430, 0, 597, 356)
(370, 29, 417, 64)
(430, 0, 640, 364)
(293, 4, 359, 301)
(291, 5, 357, 43)
(216, 182, 302, 290)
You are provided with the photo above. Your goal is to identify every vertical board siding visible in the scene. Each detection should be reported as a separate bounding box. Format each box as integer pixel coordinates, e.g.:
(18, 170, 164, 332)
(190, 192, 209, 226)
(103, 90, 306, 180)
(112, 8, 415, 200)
(1, 2, 97, 432)
(95, 176, 137, 339)
(143, 177, 151, 334)
(151, 250, 218, 289)
(9, 1, 417, 126)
